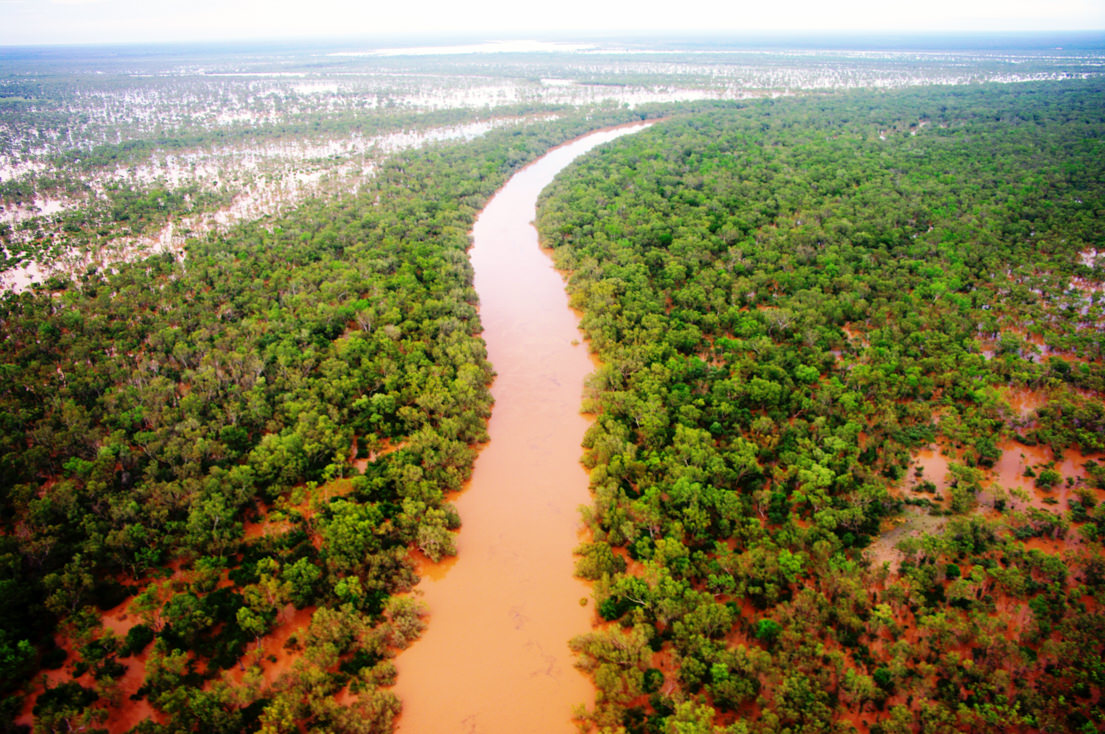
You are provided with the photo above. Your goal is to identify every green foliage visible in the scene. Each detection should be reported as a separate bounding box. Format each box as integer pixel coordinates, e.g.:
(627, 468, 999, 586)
(576, 541, 628, 580)
(543, 81, 1105, 732)
(1035, 467, 1063, 489)
(32, 681, 101, 731)
(754, 618, 782, 646)
(121, 624, 154, 657)
(0, 105, 654, 727)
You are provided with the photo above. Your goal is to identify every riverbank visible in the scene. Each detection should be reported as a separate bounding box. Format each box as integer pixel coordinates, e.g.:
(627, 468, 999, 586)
(393, 122, 653, 733)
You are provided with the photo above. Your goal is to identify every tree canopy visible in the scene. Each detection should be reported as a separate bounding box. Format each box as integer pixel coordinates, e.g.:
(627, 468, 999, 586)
(539, 80, 1105, 733)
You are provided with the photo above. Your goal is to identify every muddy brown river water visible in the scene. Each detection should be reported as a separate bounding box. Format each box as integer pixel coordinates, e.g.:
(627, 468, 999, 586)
(393, 123, 652, 733)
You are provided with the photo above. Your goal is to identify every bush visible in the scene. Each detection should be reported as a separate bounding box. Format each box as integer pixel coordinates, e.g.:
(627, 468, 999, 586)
(1035, 468, 1062, 489)
(121, 624, 154, 657)
(755, 618, 782, 646)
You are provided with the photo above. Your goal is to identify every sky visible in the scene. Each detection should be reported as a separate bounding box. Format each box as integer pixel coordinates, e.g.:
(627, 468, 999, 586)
(1, 0, 1103, 46)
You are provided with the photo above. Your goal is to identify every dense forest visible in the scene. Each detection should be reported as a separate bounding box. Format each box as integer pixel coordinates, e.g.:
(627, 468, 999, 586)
(3, 43, 1105, 733)
(0, 107, 653, 733)
(537, 80, 1105, 733)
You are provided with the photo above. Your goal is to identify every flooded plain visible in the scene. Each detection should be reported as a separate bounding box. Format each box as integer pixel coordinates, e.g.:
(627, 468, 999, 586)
(392, 123, 651, 733)
(0, 118, 525, 293)
(867, 429, 1104, 572)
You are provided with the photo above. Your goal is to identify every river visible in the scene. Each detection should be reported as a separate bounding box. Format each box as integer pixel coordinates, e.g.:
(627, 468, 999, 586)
(393, 122, 652, 733)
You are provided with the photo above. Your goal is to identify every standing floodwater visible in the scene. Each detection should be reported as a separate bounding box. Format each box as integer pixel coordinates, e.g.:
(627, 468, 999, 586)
(393, 123, 651, 733)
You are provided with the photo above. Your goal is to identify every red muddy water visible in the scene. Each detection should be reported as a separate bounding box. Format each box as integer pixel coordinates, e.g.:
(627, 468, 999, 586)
(392, 123, 652, 734)
(989, 440, 1101, 513)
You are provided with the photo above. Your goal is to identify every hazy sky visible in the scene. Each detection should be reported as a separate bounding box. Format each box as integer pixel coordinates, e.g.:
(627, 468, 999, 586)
(1, 0, 1103, 45)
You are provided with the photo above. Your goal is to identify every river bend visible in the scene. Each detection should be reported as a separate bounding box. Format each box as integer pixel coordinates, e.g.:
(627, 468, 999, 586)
(393, 123, 651, 733)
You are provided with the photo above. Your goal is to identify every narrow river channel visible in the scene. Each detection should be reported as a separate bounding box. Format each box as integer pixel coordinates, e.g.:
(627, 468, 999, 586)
(393, 122, 652, 733)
